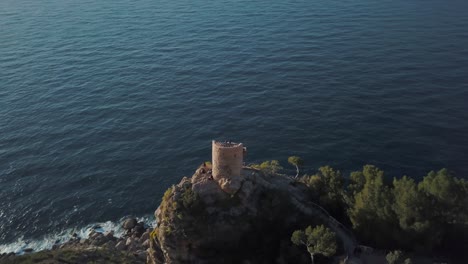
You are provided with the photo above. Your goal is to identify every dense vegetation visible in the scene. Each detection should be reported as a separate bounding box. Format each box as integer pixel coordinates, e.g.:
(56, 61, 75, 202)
(254, 159, 468, 259)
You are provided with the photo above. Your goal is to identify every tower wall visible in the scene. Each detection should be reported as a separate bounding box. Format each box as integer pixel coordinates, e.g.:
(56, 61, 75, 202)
(212, 140, 244, 180)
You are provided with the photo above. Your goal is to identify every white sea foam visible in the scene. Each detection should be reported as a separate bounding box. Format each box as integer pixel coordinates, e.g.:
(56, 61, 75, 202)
(0, 215, 156, 255)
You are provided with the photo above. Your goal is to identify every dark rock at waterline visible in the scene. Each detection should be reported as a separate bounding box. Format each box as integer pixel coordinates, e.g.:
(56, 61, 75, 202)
(3, 219, 154, 262)
(132, 224, 145, 237)
(23, 248, 34, 253)
(123, 218, 138, 230)
(104, 231, 116, 241)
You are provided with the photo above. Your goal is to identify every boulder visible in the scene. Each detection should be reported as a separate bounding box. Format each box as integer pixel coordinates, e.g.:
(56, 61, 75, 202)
(132, 224, 145, 237)
(218, 177, 242, 194)
(135, 250, 147, 260)
(122, 218, 138, 230)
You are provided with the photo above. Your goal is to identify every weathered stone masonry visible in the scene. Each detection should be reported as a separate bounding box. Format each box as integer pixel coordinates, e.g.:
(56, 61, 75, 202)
(211, 140, 246, 181)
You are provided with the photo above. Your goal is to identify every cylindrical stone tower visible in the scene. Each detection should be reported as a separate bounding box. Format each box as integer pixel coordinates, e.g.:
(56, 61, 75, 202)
(212, 140, 245, 180)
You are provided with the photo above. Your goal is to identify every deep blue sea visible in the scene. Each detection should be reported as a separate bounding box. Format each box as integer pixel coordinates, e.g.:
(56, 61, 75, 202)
(1, 0, 468, 253)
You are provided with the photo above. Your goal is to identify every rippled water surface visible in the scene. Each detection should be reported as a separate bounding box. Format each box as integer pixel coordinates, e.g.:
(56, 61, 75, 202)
(1, 0, 468, 250)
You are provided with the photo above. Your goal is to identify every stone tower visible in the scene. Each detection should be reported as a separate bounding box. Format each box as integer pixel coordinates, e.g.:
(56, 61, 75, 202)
(212, 140, 246, 181)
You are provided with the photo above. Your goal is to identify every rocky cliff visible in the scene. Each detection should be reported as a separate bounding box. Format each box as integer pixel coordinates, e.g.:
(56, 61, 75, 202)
(1, 165, 357, 264)
(147, 166, 349, 264)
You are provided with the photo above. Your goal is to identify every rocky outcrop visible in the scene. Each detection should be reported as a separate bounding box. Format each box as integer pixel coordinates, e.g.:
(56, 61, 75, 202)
(147, 167, 339, 264)
(123, 218, 138, 230)
(1, 218, 153, 264)
(2, 167, 357, 264)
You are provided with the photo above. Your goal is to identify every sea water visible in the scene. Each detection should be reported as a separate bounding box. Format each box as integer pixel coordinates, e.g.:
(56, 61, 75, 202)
(1, 0, 468, 253)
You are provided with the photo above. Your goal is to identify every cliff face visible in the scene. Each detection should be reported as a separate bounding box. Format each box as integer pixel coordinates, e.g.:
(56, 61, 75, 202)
(147, 167, 329, 264)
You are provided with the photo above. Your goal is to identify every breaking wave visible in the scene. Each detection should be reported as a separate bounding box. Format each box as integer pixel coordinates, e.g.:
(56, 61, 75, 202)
(0, 215, 155, 255)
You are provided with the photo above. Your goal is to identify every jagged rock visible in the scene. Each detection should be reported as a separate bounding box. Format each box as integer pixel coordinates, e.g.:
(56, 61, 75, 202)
(142, 239, 149, 247)
(104, 240, 116, 249)
(125, 236, 142, 252)
(123, 218, 138, 230)
(89, 230, 100, 240)
(132, 224, 145, 237)
(218, 177, 242, 194)
(192, 172, 226, 204)
(23, 248, 33, 253)
(87, 231, 109, 246)
(126, 237, 134, 246)
(147, 238, 165, 264)
(135, 250, 147, 260)
(115, 240, 127, 251)
(140, 230, 150, 243)
(104, 231, 115, 240)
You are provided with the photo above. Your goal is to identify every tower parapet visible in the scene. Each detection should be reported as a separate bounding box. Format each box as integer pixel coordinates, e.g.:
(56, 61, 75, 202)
(212, 140, 246, 181)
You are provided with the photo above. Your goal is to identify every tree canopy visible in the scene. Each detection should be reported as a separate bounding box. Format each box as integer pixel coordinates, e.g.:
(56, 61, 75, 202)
(346, 166, 468, 252)
(291, 225, 337, 264)
(288, 156, 304, 178)
(301, 166, 345, 218)
(298, 164, 467, 255)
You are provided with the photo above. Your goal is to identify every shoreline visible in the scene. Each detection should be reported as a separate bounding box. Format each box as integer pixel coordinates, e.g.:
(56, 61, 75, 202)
(0, 215, 155, 256)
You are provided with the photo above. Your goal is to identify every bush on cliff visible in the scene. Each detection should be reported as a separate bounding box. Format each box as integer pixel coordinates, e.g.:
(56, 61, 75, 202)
(251, 160, 283, 175)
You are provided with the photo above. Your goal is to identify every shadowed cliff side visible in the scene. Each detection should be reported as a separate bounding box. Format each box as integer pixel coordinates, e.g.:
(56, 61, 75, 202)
(147, 166, 355, 264)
